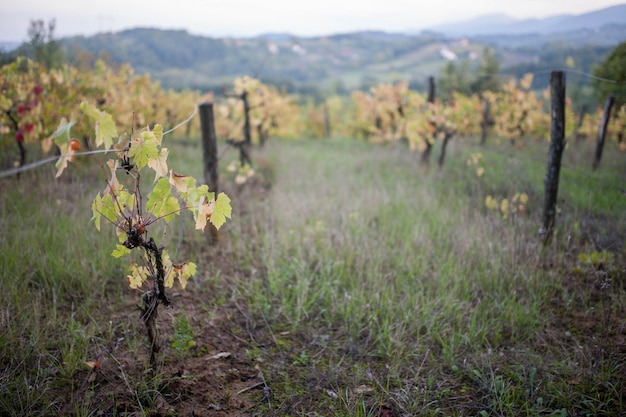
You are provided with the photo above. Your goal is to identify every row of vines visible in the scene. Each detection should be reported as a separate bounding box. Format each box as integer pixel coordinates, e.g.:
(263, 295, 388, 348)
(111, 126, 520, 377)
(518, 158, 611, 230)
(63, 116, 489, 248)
(1, 58, 625, 175)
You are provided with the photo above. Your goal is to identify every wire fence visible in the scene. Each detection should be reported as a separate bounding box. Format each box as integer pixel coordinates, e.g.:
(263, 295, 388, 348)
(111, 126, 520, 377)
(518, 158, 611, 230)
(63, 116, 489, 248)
(0, 108, 198, 180)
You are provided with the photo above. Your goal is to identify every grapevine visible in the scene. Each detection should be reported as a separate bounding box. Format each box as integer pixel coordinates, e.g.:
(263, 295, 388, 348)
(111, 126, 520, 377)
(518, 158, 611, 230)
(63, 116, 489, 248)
(56, 101, 232, 373)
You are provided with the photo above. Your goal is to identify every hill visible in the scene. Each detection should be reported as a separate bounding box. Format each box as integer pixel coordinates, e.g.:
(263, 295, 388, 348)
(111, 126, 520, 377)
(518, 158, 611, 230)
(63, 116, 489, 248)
(431, 4, 626, 36)
(56, 5, 626, 94)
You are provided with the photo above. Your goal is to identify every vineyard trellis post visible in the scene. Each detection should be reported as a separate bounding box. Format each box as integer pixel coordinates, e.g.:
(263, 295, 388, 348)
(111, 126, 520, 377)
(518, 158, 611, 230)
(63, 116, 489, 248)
(480, 98, 493, 145)
(324, 101, 331, 138)
(541, 70, 566, 243)
(421, 76, 436, 165)
(242, 90, 252, 146)
(198, 101, 220, 242)
(592, 95, 615, 170)
(574, 105, 587, 142)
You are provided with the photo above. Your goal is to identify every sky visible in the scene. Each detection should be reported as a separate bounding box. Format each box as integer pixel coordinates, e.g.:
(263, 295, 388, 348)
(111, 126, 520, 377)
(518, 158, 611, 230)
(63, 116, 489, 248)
(0, 0, 624, 42)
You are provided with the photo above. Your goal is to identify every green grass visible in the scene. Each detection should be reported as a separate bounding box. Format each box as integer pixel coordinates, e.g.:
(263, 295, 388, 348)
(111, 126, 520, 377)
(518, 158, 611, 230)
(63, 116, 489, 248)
(240, 137, 626, 415)
(1, 135, 624, 415)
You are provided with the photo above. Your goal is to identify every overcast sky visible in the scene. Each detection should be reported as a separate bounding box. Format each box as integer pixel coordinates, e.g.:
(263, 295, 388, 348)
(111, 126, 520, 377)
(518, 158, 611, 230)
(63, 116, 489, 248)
(0, 0, 624, 42)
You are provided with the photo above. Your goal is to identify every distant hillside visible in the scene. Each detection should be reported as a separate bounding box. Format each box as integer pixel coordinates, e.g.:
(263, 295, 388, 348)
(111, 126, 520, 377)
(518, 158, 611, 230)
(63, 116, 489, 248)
(431, 4, 626, 37)
(62, 29, 453, 93)
(56, 4, 626, 94)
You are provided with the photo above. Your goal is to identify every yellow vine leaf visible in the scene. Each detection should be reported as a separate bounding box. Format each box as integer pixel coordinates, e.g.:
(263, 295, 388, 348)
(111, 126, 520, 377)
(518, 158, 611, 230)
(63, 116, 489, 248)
(162, 251, 196, 289)
(163, 251, 174, 288)
(169, 170, 194, 193)
(485, 195, 498, 211)
(127, 264, 149, 289)
(147, 148, 169, 181)
(104, 160, 121, 195)
(195, 200, 213, 231)
(52, 118, 77, 178)
(173, 262, 196, 289)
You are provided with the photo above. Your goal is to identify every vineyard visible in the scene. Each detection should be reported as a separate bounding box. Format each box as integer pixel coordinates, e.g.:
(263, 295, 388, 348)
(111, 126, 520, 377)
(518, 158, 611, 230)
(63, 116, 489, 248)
(1, 52, 626, 416)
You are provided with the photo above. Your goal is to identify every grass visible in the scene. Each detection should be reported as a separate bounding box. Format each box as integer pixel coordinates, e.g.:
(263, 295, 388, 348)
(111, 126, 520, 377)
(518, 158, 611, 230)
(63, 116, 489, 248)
(0, 135, 624, 415)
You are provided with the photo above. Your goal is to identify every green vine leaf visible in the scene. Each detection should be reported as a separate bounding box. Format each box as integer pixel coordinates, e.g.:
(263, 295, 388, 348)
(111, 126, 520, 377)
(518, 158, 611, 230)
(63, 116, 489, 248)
(111, 244, 131, 258)
(79, 101, 117, 149)
(146, 177, 180, 222)
(92, 193, 119, 231)
(129, 131, 159, 170)
(210, 192, 232, 230)
(152, 124, 163, 146)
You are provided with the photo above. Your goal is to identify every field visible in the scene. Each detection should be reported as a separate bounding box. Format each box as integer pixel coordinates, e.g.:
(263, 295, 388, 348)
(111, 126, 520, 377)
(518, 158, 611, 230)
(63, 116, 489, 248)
(1, 135, 625, 416)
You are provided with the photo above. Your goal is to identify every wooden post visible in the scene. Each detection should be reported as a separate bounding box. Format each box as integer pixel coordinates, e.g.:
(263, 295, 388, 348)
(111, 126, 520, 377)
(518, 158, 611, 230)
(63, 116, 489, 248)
(323, 101, 331, 138)
(198, 102, 219, 242)
(574, 105, 586, 142)
(592, 95, 615, 170)
(427, 76, 436, 104)
(198, 102, 219, 193)
(541, 71, 566, 243)
(480, 98, 492, 145)
(242, 91, 252, 146)
(437, 130, 455, 167)
(422, 76, 436, 165)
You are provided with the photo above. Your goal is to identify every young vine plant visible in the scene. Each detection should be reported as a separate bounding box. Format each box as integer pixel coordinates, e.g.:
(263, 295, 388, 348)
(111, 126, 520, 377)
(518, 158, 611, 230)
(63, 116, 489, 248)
(55, 101, 232, 372)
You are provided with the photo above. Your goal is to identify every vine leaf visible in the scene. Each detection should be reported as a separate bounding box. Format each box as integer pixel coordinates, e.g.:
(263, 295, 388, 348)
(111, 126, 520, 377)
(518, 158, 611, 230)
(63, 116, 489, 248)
(146, 178, 179, 222)
(169, 171, 194, 193)
(79, 101, 117, 149)
(210, 192, 232, 230)
(194, 200, 213, 231)
(52, 118, 77, 177)
(92, 193, 119, 231)
(112, 244, 131, 258)
(172, 262, 197, 289)
(162, 251, 197, 289)
(152, 124, 163, 146)
(148, 147, 169, 181)
(104, 160, 122, 195)
(127, 264, 149, 289)
(129, 131, 159, 170)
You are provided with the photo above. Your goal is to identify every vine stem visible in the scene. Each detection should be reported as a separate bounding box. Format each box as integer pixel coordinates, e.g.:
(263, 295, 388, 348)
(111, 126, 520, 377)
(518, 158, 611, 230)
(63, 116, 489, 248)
(138, 237, 170, 375)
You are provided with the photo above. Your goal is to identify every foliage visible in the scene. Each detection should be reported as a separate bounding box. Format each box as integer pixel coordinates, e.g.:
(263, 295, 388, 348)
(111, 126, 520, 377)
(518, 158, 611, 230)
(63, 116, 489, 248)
(22, 19, 63, 70)
(55, 100, 231, 373)
(216, 76, 303, 143)
(60, 102, 231, 289)
(0, 57, 203, 170)
(171, 314, 197, 354)
(593, 40, 626, 109)
(484, 74, 548, 146)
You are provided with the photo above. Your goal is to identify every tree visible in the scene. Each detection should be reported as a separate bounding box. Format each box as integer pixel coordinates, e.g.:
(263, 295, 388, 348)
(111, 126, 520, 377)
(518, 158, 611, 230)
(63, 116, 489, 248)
(593, 41, 626, 110)
(471, 47, 501, 95)
(439, 60, 471, 101)
(24, 19, 63, 69)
